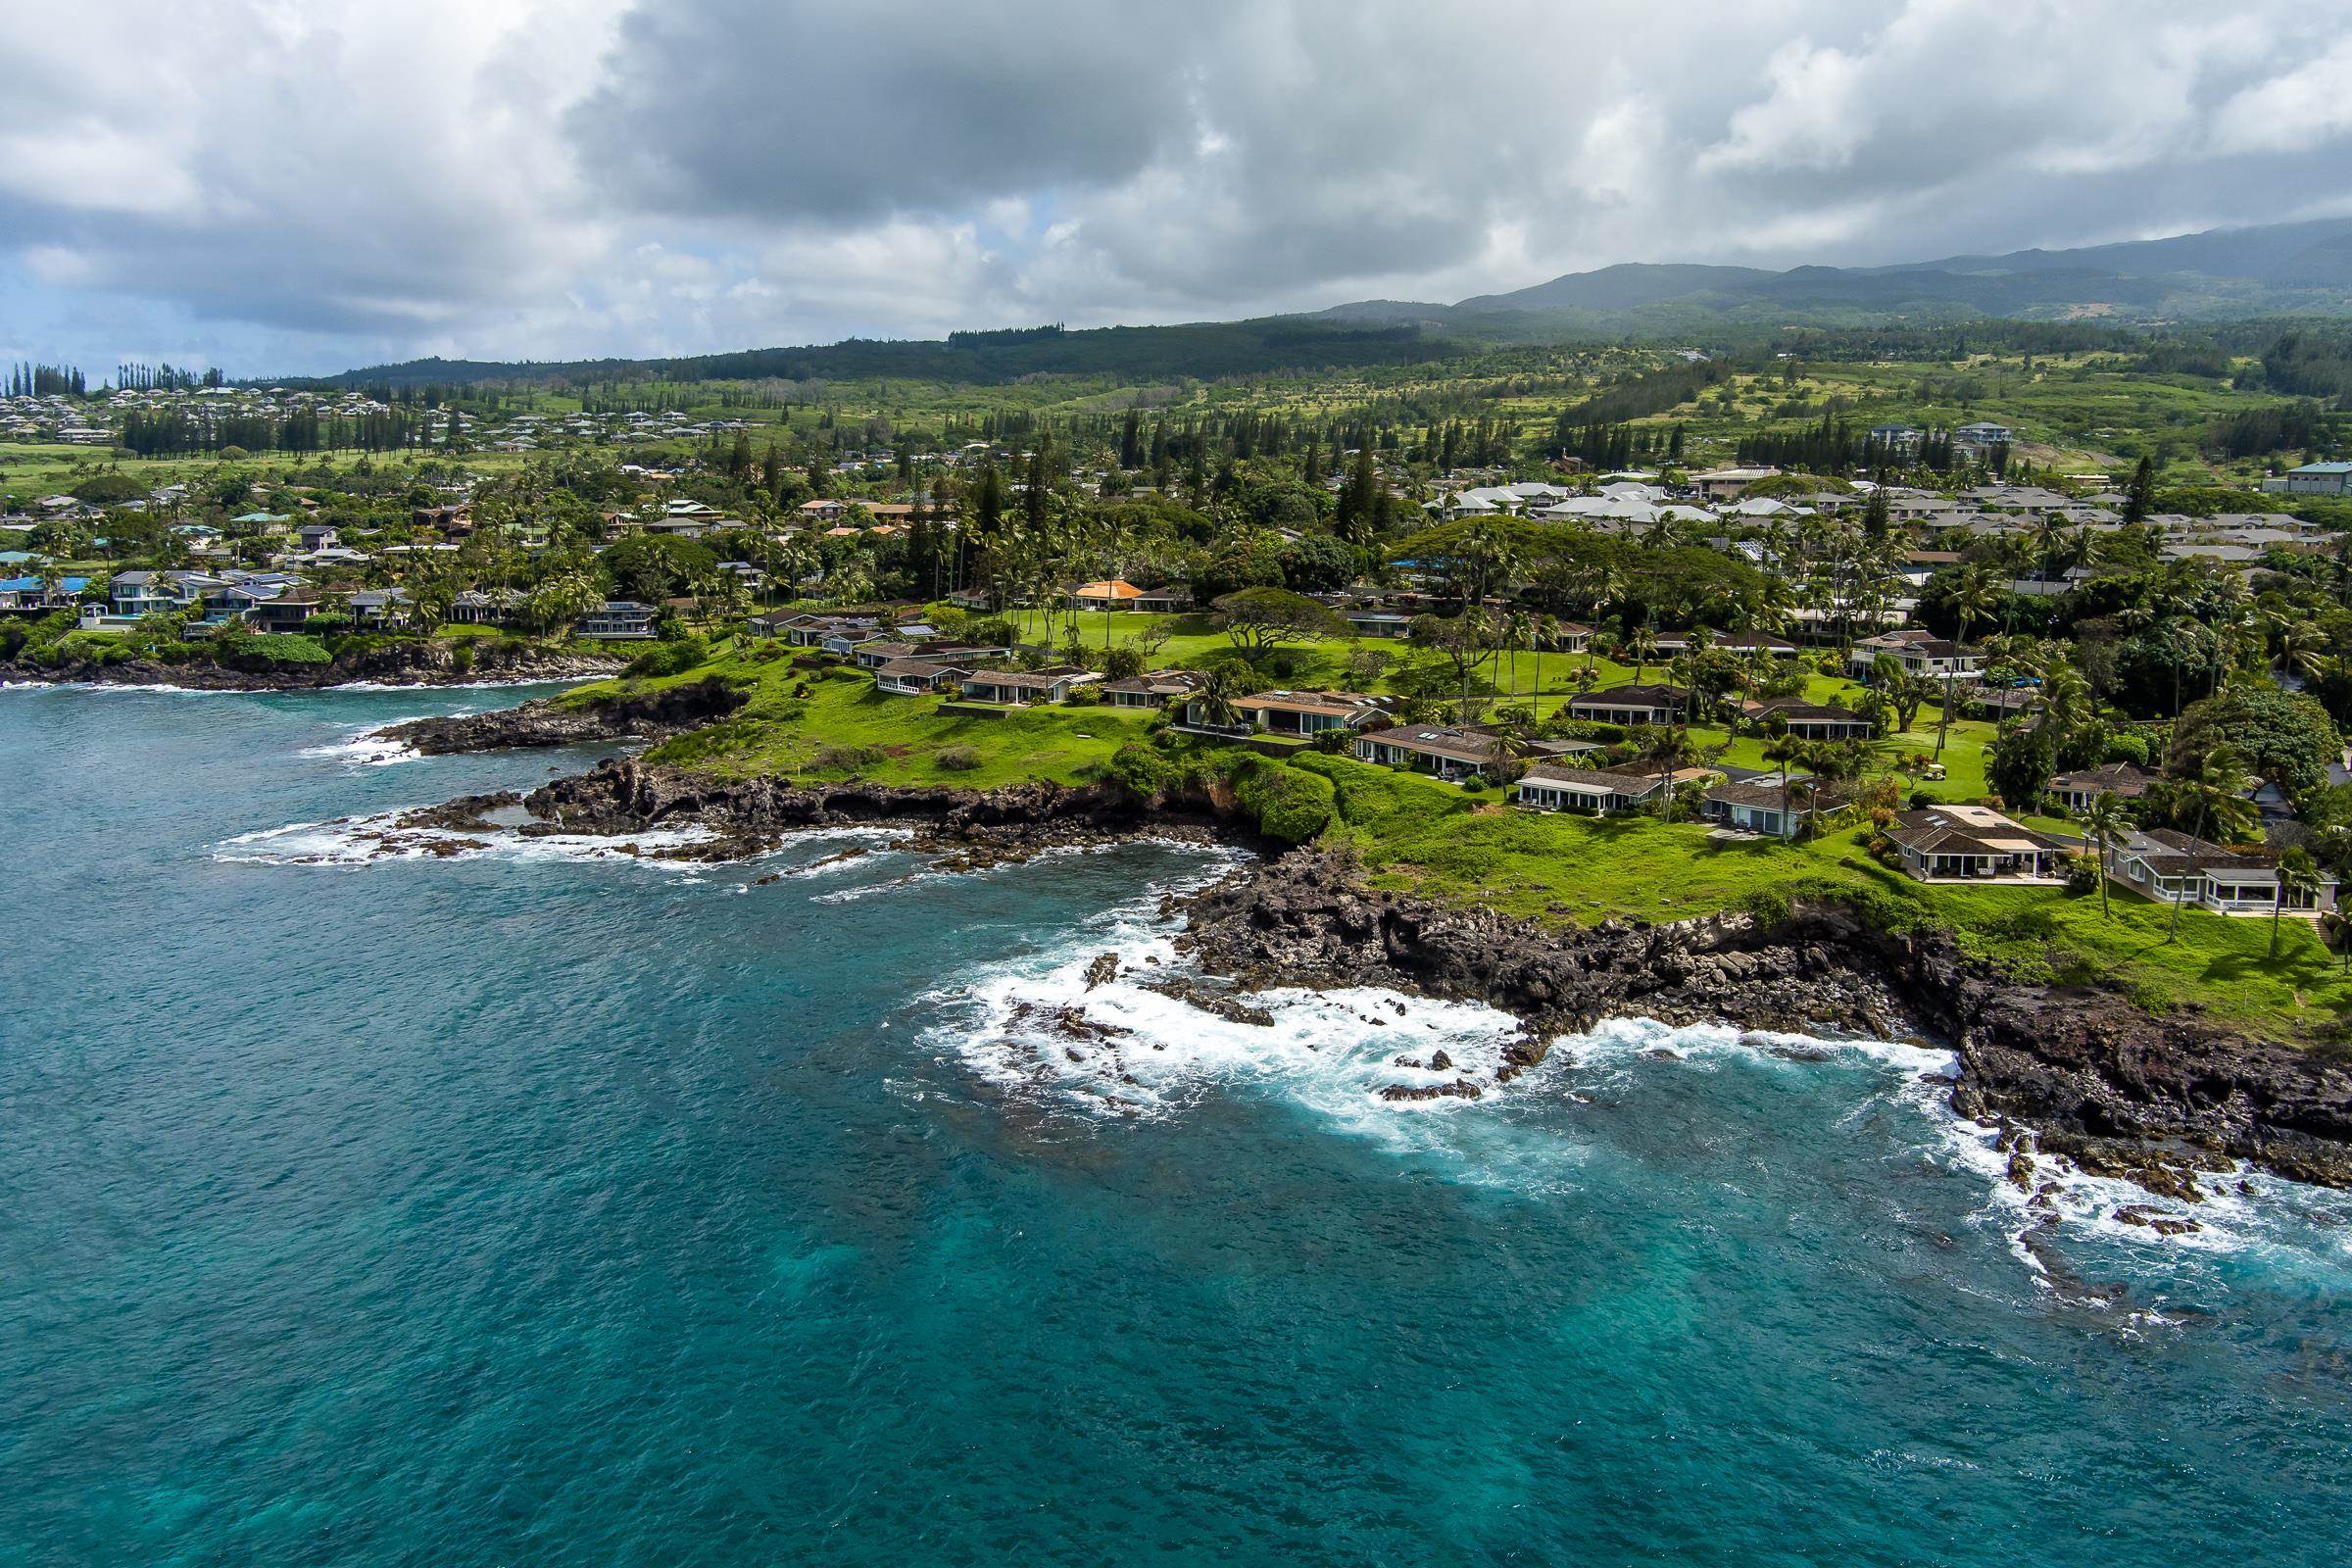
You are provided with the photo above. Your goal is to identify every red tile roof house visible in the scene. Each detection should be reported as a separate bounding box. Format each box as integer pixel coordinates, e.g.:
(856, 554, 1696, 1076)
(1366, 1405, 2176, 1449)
(1068, 578, 1147, 611)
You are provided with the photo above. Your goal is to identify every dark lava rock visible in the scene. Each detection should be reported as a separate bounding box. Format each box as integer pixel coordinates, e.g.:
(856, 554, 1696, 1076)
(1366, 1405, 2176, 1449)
(385, 675, 746, 756)
(1381, 1078, 1485, 1102)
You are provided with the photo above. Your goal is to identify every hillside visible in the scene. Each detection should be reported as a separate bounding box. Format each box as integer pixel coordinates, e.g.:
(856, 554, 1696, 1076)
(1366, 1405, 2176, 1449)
(283, 218, 2352, 390)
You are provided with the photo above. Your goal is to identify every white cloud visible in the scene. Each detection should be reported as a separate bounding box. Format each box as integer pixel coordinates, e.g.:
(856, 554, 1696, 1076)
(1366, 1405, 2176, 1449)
(3, 0, 2352, 376)
(2210, 38, 2352, 155)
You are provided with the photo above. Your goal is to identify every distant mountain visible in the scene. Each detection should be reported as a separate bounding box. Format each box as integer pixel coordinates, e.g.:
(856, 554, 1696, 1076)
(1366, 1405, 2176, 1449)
(294, 219, 2352, 389)
(1454, 262, 1775, 314)
(1365, 217, 2352, 333)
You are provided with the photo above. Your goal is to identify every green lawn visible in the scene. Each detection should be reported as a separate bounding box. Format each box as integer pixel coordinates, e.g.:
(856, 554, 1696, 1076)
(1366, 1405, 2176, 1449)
(621, 647, 1155, 789)
(570, 626, 2348, 1044)
(1295, 752, 2352, 1043)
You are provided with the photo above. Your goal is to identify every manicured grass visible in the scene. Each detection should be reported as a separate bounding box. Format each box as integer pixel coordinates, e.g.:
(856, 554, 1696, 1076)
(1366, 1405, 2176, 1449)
(577, 628, 2348, 1043)
(1294, 752, 2352, 1043)
(618, 647, 1156, 789)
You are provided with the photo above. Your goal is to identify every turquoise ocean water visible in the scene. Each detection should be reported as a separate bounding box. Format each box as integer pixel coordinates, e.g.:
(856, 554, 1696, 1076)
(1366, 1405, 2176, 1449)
(4, 684, 2351, 1565)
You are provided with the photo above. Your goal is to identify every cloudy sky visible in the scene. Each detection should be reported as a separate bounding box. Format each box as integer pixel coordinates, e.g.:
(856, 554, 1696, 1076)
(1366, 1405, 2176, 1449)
(6, 0, 2352, 379)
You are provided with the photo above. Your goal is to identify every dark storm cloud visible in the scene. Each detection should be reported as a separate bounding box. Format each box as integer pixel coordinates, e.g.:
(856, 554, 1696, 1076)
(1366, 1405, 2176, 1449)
(5, 0, 2352, 374)
(567, 0, 1201, 223)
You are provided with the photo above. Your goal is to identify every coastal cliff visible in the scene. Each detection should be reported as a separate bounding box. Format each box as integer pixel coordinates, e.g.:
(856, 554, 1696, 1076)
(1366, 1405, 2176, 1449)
(382, 675, 747, 754)
(394, 748, 2352, 1190)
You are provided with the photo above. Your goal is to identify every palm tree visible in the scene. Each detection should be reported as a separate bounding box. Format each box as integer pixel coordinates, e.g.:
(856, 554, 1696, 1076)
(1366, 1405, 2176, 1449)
(1503, 611, 1534, 705)
(1938, 565, 2000, 758)
(2277, 619, 2328, 688)
(2082, 791, 2128, 922)
(2168, 743, 2258, 942)
(1194, 662, 1247, 730)
(1626, 625, 1659, 683)
(2272, 847, 2322, 959)
(1647, 727, 1696, 823)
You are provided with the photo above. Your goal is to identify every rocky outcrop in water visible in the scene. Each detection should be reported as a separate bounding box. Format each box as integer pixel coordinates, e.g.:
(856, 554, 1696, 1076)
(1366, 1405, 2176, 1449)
(0, 639, 624, 690)
(502, 755, 1268, 858)
(392, 724, 2352, 1190)
(383, 677, 747, 755)
(1174, 849, 2352, 1189)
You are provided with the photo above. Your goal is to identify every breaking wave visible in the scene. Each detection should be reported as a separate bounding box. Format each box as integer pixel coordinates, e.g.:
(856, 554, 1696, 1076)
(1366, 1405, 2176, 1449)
(213, 808, 724, 869)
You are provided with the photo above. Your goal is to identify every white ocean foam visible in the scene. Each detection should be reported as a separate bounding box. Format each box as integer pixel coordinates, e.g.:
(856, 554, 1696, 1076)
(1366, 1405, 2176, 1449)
(915, 855, 1596, 1183)
(299, 720, 427, 767)
(213, 808, 722, 869)
(322, 676, 603, 692)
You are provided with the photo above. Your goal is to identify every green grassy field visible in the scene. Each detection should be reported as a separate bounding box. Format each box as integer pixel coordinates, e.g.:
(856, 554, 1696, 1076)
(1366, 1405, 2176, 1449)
(627, 647, 1155, 789)
(575, 624, 2347, 1043)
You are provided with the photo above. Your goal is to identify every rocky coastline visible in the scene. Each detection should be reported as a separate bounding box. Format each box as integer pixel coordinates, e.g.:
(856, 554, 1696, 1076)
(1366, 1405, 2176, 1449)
(381, 674, 747, 755)
(387, 739, 2352, 1196)
(0, 639, 627, 692)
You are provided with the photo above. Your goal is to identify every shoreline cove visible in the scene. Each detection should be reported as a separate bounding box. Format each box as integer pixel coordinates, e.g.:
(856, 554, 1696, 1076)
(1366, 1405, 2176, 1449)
(366, 715, 2352, 1195)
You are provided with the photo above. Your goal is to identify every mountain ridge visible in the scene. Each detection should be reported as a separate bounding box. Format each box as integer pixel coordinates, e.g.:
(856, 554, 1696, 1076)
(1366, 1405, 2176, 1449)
(298, 217, 2352, 388)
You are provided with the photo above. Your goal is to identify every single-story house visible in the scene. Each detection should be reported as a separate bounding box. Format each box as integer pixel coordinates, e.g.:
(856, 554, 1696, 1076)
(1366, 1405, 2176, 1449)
(1184, 689, 1385, 737)
(578, 601, 657, 639)
(451, 589, 521, 626)
(1740, 699, 1876, 741)
(1850, 629, 1984, 679)
(2047, 761, 2157, 811)
(1702, 777, 1856, 839)
(1354, 724, 1508, 781)
(1099, 670, 1206, 709)
(1346, 609, 1416, 639)
(1515, 765, 1671, 815)
(1714, 632, 1798, 658)
(1134, 586, 1194, 612)
(958, 668, 1100, 706)
(2105, 829, 2339, 916)
(873, 658, 974, 696)
(1070, 578, 1146, 611)
(1885, 805, 2068, 883)
(1545, 621, 1595, 654)
(1566, 684, 1690, 727)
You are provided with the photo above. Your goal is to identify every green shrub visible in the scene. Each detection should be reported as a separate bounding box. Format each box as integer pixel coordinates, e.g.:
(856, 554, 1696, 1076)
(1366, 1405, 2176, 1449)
(1105, 742, 1179, 801)
(1234, 760, 1337, 843)
(810, 743, 886, 773)
(936, 745, 981, 772)
(626, 634, 709, 679)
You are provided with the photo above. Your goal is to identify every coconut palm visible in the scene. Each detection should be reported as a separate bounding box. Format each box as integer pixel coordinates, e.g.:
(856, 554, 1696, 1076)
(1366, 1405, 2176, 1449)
(1626, 625, 1659, 683)
(2082, 790, 2128, 922)
(1503, 611, 1535, 705)
(1937, 565, 2001, 758)
(2272, 847, 2323, 959)
(1646, 727, 1696, 823)
(1193, 662, 1248, 730)
(2167, 743, 2258, 942)
(2277, 619, 2328, 687)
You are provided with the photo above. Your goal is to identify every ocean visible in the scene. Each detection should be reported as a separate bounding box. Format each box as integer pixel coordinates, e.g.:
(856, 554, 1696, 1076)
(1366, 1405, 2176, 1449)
(4, 684, 2351, 1566)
